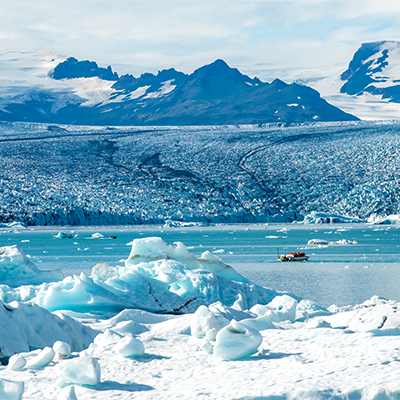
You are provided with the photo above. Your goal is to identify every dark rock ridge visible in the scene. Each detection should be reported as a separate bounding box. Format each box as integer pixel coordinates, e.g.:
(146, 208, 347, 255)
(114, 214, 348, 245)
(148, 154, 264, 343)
(0, 56, 357, 125)
(51, 57, 119, 81)
(341, 41, 400, 102)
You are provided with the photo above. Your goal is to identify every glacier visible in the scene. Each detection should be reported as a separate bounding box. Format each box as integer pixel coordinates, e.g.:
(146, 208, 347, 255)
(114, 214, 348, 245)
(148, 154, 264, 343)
(1, 120, 400, 226)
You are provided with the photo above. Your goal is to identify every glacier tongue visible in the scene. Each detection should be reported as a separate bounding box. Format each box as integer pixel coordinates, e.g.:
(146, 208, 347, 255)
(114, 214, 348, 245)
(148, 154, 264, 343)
(1, 121, 400, 225)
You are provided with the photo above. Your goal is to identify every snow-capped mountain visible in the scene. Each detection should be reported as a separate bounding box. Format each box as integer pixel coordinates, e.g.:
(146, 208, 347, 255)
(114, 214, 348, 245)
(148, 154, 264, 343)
(0, 51, 357, 125)
(340, 41, 400, 101)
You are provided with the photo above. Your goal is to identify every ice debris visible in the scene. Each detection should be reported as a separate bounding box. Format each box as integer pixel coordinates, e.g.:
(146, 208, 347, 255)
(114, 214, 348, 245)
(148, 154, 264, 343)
(25, 347, 55, 369)
(57, 386, 78, 400)
(213, 320, 262, 361)
(53, 341, 71, 360)
(7, 355, 26, 371)
(114, 336, 145, 358)
(0, 378, 24, 400)
(55, 356, 101, 386)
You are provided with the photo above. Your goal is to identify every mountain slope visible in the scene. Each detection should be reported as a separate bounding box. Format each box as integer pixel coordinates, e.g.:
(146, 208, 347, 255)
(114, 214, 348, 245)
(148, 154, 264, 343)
(340, 41, 400, 102)
(0, 52, 357, 125)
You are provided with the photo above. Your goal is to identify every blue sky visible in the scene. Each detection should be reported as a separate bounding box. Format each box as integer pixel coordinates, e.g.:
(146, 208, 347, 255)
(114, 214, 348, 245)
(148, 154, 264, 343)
(2, 0, 400, 80)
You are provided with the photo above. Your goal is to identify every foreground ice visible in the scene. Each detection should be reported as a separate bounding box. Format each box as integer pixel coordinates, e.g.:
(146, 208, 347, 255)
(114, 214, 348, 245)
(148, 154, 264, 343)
(1, 295, 400, 399)
(0, 299, 96, 358)
(3, 237, 400, 398)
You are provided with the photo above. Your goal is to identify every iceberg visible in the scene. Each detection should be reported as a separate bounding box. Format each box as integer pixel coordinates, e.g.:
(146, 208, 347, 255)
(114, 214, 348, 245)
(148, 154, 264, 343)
(0, 246, 63, 287)
(0, 237, 280, 316)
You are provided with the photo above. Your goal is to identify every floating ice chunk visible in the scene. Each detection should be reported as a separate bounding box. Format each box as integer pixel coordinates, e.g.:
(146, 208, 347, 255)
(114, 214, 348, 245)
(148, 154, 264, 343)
(25, 346, 55, 369)
(57, 386, 77, 400)
(0, 245, 63, 286)
(212, 249, 225, 254)
(7, 355, 26, 371)
(0, 378, 24, 400)
(308, 239, 357, 246)
(164, 220, 204, 228)
(213, 320, 262, 361)
(53, 341, 71, 359)
(114, 336, 145, 358)
(55, 356, 101, 386)
(91, 233, 104, 239)
(190, 305, 228, 338)
(55, 232, 76, 239)
(111, 320, 149, 336)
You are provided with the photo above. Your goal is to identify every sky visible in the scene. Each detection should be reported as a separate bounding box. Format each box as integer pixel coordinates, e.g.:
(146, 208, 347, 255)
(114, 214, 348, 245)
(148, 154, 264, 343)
(3, 0, 400, 81)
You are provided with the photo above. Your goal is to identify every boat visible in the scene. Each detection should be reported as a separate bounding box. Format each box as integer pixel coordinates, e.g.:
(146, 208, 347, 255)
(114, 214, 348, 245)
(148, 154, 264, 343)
(278, 250, 309, 262)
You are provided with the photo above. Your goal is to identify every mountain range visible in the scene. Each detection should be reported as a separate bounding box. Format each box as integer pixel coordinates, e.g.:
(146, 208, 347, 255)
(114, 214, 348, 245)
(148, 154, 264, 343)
(0, 52, 357, 125)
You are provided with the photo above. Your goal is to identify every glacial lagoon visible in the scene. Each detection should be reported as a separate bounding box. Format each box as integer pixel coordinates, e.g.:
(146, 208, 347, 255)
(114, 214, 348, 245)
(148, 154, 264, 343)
(2, 223, 400, 308)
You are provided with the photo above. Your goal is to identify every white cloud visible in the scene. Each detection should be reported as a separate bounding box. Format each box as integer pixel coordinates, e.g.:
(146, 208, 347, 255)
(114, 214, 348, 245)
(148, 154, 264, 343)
(1, 0, 400, 79)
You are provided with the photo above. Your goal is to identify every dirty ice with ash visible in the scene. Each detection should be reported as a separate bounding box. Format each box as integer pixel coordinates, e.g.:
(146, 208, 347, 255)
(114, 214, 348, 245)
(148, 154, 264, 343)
(0, 236, 400, 399)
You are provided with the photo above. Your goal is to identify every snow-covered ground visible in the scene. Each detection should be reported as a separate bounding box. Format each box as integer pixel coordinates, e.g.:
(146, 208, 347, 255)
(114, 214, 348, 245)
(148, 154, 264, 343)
(1, 121, 400, 226)
(1, 236, 400, 399)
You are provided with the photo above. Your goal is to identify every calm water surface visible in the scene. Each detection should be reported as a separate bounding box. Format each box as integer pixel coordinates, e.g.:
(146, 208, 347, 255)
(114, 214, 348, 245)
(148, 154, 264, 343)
(2, 223, 400, 308)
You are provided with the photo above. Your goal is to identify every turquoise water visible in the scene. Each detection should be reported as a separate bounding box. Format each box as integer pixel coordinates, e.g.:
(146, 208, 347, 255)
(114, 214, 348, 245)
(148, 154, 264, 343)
(1, 223, 400, 308)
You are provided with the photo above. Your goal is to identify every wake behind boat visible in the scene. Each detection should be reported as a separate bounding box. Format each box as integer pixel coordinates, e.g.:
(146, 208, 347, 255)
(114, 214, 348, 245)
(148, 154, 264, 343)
(278, 250, 309, 262)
